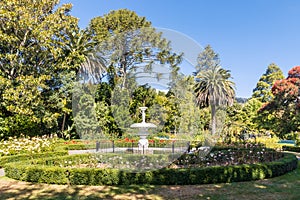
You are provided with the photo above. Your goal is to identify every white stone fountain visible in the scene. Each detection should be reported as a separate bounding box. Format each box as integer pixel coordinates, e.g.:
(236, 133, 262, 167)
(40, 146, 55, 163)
(130, 107, 157, 151)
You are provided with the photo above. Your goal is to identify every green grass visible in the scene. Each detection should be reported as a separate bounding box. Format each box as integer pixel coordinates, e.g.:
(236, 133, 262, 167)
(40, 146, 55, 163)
(0, 161, 299, 200)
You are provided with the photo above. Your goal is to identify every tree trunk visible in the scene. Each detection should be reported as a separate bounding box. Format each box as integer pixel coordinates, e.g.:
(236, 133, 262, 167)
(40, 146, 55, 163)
(211, 104, 216, 135)
(61, 113, 66, 132)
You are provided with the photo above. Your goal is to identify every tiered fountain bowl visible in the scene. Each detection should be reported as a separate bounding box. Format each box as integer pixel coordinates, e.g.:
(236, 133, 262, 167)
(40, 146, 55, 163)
(130, 107, 156, 151)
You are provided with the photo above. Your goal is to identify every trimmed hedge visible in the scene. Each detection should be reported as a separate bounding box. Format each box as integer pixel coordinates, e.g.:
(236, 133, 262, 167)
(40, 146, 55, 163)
(62, 144, 95, 150)
(0, 151, 68, 168)
(4, 153, 298, 185)
(5, 164, 68, 184)
(282, 146, 300, 153)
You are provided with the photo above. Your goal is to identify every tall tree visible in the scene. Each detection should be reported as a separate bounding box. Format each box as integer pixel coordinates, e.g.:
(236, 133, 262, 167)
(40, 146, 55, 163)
(88, 9, 181, 89)
(194, 46, 235, 135)
(196, 45, 220, 73)
(252, 63, 284, 102)
(0, 0, 84, 138)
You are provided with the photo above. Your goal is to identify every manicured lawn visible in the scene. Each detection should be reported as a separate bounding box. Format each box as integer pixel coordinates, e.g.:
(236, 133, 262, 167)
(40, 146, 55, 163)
(0, 160, 299, 200)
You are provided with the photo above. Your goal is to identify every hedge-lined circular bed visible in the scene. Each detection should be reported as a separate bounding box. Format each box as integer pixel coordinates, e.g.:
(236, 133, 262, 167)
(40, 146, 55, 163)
(3, 152, 298, 185)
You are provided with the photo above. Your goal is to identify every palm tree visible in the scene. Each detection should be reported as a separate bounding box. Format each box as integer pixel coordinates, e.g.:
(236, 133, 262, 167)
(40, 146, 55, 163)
(194, 65, 235, 135)
(67, 30, 107, 83)
(61, 30, 107, 133)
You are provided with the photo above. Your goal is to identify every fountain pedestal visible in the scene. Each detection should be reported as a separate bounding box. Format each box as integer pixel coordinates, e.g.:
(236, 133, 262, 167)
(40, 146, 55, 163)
(139, 139, 148, 149)
(138, 131, 148, 148)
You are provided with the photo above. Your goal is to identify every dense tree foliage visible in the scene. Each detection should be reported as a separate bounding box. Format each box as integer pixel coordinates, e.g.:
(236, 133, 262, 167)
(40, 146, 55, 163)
(259, 66, 300, 138)
(88, 9, 181, 88)
(0, 0, 86, 138)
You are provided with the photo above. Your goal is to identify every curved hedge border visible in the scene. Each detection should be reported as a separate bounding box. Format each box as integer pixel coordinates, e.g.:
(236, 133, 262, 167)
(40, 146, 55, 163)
(282, 146, 300, 153)
(0, 151, 68, 168)
(4, 153, 298, 185)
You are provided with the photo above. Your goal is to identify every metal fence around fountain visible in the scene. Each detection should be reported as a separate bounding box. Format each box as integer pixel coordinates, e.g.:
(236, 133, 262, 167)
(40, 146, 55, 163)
(94, 139, 189, 155)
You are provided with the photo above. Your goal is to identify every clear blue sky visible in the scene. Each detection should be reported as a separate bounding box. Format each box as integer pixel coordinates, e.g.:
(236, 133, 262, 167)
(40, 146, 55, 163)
(60, 0, 300, 98)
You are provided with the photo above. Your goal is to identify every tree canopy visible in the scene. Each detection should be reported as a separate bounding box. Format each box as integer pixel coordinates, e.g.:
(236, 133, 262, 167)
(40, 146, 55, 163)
(0, 0, 83, 138)
(259, 66, 300, 138)
(252, 63, 284, 102)
(88, 9, 181, 89)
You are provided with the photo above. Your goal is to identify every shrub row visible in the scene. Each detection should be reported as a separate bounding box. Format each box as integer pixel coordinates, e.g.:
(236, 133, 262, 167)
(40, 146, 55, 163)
(62, 144, 96, 150)
(0, 151, 68, 168)
(282, 146, 300, 153)
(4, 153, 298, 185)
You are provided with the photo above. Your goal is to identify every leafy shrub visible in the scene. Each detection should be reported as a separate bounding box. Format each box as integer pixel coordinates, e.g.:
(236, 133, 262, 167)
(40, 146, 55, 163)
(62, 144, 96, 150)
(0, 151, 68, 167)
(69, 168, 120, 185)
(53, 140, 96, 151)
(5, 163, 68, 184)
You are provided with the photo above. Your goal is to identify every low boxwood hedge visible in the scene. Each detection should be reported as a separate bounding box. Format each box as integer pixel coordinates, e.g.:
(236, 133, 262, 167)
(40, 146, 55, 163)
(5, 164, 69, 184)
(0, 151, 68, 168)
(4, 152, 298, 185)
(62, 144, 96, 150)
(282, 146, 300, 153)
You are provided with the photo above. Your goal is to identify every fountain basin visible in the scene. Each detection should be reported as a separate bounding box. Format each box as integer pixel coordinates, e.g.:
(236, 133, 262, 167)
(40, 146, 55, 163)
(130, 122, 157, 128)
(130, 107, 157, 152)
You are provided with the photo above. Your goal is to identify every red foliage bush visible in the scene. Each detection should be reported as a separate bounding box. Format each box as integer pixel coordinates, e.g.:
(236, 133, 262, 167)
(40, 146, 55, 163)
(288, 66, 300, 78)
(272, 79, 298, 98)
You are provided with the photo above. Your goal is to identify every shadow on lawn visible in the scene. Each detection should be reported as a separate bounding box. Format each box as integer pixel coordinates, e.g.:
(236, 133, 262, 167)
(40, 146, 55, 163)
(0, 178, 157, 200)
(154, 160, 300, 200)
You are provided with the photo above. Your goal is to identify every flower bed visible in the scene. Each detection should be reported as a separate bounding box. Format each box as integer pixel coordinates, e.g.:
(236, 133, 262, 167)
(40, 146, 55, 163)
(173, 147, 283, 168)
(30, 153, 177, 171)
(0, 135, 57, 156)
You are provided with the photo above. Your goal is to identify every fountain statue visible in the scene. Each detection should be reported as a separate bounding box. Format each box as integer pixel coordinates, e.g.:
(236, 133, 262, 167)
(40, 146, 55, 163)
(130, 107, 157, 151)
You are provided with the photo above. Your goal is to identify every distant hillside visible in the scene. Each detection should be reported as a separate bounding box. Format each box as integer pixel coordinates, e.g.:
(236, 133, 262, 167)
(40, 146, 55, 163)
(236, 97, 248, 103)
